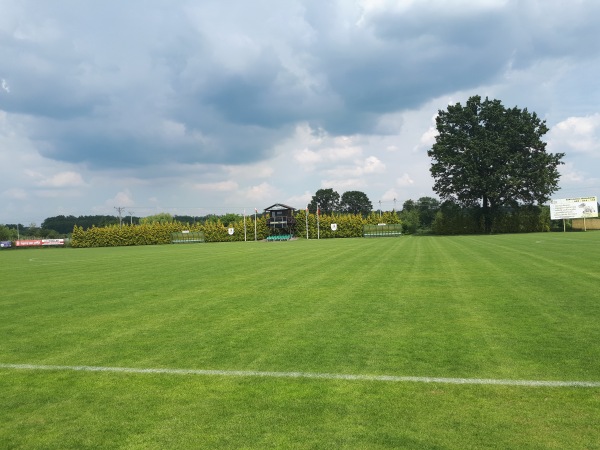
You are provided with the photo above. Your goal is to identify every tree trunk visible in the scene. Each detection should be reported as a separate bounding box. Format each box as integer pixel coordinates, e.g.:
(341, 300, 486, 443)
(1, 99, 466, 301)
(482, 195, 492, 233)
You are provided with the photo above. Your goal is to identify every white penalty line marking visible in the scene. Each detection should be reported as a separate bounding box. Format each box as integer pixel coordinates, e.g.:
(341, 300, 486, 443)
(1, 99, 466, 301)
(1, 363, 599, 388)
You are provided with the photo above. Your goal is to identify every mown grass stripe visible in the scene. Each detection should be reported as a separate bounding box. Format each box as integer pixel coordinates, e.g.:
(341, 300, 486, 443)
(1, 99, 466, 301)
(2, 363, 599, 387)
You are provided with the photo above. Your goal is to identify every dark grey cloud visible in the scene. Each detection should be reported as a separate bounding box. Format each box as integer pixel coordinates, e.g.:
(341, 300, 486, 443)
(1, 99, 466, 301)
(2, 0, 600, 173)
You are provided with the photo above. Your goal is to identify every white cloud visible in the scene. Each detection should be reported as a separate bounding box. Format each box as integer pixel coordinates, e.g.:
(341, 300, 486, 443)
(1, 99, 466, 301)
(381, 188, 398, 202)
(193, 181, 239, 191)
(3, 188, 27, 200)
(226, 163, 274, 180)
(293, 144, 363, 169)
(36, 171, 86, 188)
(363, 156, 386, 173)
(548, 114, 600, 155)
(417, 126, 437, 149)
(559, 162, 584, 183)
(294, 148, 323, 166)
(285, 191, 312, 208)
(396, 174, 415, 187)
(242, 182, 277, 203)
(321, 178, 366, 191)
(106, 190, 135, 208)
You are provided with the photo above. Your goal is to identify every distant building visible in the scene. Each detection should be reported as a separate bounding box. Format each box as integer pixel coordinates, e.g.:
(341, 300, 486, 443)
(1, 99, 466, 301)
(264, 203, 296, 235)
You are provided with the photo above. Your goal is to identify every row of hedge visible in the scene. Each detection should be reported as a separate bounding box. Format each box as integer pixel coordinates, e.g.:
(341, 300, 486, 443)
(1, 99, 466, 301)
(71, 218, 271, 248)
(431, 205, 552, 235)
(63, 205, 563, 247)
(295, 211, 401, 239)
(70, 212, 402, 247)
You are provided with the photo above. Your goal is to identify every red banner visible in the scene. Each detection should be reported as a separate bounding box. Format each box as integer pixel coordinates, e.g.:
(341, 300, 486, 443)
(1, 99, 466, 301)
(16, 240, 43, 247)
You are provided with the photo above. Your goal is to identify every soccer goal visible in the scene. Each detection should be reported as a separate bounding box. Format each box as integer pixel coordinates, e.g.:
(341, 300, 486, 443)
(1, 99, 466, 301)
(363, 224, 402, 237)
(171, 231, 205, 243)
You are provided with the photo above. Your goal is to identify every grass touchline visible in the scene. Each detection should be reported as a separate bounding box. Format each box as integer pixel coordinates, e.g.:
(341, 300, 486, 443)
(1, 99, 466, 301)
(2, 363, 600, 388)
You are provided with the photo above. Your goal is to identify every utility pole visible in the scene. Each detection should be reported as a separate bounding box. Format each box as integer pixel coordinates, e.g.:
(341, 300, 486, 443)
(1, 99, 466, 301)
(114, 206, 125, 227)
(379, 200, 382, 219)
(128, 211, 134, 225)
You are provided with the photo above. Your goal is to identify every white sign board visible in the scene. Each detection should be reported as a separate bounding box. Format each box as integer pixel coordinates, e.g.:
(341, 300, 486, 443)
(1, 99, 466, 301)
(550, 197, 598, 220)
(331, 223, 337, 231)
(228, 227, 234, 235)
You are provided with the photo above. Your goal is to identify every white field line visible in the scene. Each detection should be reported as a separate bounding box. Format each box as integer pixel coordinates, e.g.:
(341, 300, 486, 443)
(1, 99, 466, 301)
(1, 363, 599, 388)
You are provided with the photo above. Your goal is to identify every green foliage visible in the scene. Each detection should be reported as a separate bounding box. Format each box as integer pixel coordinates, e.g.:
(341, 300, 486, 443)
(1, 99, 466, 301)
(431, 204, 481, 235)
(0, 225, 14, 241)
(221, 213, 243, 226)
(293, 211, 401, 239)
(416, 196, 440, 228)
(398, 197, 441, 234)
(173, 215, 200, 224)
(339, 190, 373, 216)
(431, 201, 551, 234)
(0, 223, 59, 239)
(42, 215, 120, 233)
(364, 210, 400, 225)
(71, 217, 270, 247)
(400, 208, 420, 234)
(429, 95, 564, 232)
(402, 199, 416, 211)
(71, 222, 190, 247)
(308, 188, 340, 214)
(140, 212, 174, 225)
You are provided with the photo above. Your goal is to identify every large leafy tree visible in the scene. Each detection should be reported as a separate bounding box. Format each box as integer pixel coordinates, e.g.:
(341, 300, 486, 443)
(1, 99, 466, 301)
(339, 190, 373, 216)
(308, 188, 340, 214)
(428, 95, 564, 232)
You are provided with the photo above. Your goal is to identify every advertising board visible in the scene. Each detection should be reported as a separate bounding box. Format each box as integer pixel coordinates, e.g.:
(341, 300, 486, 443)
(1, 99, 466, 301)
(15, 239, 65, 247)
(15, 240, 44, 247)
(42, 239, 65, 246)
(549, 197, 598, 220)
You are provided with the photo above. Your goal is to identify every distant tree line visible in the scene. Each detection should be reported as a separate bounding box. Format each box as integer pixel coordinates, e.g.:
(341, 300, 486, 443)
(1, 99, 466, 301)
(0, 223, 61, 240)
(41, 215, 121, 234)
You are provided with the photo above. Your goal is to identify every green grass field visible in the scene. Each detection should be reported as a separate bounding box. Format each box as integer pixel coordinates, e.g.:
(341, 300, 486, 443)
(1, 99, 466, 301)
(1, 233, 600, 449)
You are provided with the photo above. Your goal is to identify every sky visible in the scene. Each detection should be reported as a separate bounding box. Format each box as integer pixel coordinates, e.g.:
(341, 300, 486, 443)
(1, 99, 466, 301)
(1, 0, 600, 225)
